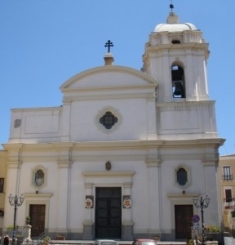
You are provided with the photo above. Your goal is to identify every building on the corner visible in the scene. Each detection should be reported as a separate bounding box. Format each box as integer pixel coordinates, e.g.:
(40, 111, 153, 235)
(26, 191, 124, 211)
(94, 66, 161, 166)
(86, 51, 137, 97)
(219, 154, 235, 235)
(0, 150, 7, 235)
(2, 8, 224, 241)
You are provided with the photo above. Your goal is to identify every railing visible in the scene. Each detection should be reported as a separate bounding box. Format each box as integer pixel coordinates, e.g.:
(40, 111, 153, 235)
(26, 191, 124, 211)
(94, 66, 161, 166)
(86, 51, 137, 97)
(224, 197, 235, 209)
(36, 231, 46, 245)
(223, 175, 233, 180)
(224, 197, 235, 202)
(6, 226, 28, 239)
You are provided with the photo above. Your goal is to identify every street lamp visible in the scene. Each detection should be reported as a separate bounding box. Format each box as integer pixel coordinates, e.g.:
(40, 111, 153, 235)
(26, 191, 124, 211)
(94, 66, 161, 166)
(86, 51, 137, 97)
(8, 194, 24, 245)
(193, 195, 210, 245)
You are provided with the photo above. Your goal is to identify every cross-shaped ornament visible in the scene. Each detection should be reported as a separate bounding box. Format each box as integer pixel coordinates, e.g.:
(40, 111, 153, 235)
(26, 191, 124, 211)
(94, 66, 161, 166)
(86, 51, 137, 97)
(105, 40, 114, 53)
(170, 0, 174, 12)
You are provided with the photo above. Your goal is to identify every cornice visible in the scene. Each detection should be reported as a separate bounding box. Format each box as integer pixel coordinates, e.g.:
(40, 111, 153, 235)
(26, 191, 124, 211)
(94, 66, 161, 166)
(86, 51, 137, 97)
(11, 107, 62, 113)
(63, 91, 156, 102)
(167, 193, 197, 198)
(24, 192, 53, 198)
(63, 84, 157, 93)
(82, 171, 135, 178)
(220, 154, 235, 160)
(145, 42, 209, 52)
(2, 138, 225, 153)
(156, 100, 215, 107)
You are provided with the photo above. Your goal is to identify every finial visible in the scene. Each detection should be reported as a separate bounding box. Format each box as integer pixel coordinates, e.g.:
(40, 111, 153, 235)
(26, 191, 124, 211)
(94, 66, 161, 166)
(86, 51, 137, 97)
(104, 40, 114, 65)
(167, 0, 179, 24)
(104, 40, 114, 53)
(170, 0, 174, 12)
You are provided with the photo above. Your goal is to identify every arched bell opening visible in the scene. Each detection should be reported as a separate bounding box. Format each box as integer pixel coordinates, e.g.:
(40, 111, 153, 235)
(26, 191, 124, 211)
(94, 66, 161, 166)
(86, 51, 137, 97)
(172, 40, 181, 44)
(171, 64, 186, 98)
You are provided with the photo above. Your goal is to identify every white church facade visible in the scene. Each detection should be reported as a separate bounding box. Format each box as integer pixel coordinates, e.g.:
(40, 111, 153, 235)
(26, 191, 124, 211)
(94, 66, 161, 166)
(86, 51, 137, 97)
(2, 9, 224, 241)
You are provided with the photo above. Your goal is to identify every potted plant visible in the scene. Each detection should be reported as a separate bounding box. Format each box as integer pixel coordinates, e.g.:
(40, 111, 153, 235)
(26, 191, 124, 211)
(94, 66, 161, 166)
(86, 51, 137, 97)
(205, 225, 220, 233)
(56, 234, 65, 240)
(25, 216, 31, 225)
(205, 225, 221, 241)
(41, 236, 50, 245)
(186, 239, 194, 245)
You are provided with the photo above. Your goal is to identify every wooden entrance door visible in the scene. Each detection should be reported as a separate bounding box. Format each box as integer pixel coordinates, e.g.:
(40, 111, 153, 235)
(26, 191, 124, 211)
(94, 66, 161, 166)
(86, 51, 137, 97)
(175, 205, 193, 239)
(30, 205, 46, 237)
(95, 187, 121, 239)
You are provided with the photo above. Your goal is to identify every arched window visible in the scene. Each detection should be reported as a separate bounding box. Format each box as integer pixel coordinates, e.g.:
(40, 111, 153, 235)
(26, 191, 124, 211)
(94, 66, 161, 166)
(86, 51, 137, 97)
(172, 64, 185, 98)
(176, 168, 188, 186)
(35, 169, 44, 186)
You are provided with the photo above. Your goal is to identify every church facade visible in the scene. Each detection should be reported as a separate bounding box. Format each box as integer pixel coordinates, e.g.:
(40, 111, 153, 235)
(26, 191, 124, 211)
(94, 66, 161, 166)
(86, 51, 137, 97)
(1, 10, 224, 241)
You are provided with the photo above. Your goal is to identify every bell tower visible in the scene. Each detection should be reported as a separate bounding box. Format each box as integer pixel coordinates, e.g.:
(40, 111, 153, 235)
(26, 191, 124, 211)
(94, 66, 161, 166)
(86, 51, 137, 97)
(142, 5, 218, 140)
(142, 5, 209, 103)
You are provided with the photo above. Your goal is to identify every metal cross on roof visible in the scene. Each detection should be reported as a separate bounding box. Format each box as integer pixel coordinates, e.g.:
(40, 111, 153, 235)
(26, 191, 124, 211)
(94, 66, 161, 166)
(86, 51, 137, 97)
(170, 0, 174, 12)
(105, 40, 114, 53)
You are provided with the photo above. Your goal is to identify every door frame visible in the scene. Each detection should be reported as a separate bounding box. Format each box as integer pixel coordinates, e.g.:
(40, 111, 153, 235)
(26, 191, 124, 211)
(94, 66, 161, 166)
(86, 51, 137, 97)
(30, 204, 46, 237)
(169, 197, 195, 240)
(24, 193, 52, 233)
(174, 204, 193, 239)
(82, 171, 135, 240)
(95, 187, 122, 239)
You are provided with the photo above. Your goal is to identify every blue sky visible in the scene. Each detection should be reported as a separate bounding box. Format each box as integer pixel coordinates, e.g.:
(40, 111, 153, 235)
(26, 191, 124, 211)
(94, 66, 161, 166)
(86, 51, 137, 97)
(0, 0, 234, 155)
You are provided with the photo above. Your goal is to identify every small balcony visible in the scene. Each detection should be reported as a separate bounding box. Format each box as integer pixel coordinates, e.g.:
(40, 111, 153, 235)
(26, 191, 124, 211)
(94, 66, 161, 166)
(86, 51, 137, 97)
(223, 175, 233, 181)
(224, 198, 235, 209)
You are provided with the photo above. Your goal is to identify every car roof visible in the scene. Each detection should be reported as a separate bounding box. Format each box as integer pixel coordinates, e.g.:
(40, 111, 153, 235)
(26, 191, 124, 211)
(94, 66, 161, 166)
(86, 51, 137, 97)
(95, 240, 117, 242)
(134, 239, 156, 242)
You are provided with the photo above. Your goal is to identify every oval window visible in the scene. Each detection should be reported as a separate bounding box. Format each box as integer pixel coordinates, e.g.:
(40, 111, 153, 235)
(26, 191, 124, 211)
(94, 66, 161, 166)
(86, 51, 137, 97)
(177, 168, 187, 186)
(35, 169, 44, 186)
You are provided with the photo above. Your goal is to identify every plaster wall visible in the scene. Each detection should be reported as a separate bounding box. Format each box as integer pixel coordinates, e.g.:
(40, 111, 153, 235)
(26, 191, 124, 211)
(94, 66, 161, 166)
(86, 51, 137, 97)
(69, 98, 155, 142)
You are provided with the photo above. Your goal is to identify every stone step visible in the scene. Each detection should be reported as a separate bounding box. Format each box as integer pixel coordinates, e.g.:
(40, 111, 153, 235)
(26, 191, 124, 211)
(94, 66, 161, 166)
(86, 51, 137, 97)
(48, 241, 187, 245)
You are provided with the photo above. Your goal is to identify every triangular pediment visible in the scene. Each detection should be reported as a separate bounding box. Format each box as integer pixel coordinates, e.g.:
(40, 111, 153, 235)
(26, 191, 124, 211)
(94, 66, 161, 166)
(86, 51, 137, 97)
(60, 65, 157, 92)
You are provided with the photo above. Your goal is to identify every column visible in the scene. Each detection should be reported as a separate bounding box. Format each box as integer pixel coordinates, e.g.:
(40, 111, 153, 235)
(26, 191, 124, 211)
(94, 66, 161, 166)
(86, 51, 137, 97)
(60, 100, 71, 142)
(122, 182, 133, 240)
(146, 157, 161, 236)
(82, 183, 94, 240)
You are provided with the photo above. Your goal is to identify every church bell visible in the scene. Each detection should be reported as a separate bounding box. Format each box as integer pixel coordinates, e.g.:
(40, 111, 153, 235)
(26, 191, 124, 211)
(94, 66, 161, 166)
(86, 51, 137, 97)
(173, 81, 185, 98)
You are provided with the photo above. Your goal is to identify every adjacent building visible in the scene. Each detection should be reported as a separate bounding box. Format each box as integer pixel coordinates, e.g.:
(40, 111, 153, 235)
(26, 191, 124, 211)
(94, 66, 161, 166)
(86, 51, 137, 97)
(219, 154, 235, 234)
(0, 150, 7, 234)
(1, 8, 224, 241)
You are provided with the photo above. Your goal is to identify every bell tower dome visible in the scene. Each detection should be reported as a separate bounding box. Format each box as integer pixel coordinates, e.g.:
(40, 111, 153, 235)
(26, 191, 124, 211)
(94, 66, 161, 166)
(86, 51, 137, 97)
(142, 7, 209, 102)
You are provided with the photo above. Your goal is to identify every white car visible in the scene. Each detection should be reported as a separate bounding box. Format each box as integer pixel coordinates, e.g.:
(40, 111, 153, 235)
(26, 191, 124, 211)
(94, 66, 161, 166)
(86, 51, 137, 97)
(94, 240, 118, 245)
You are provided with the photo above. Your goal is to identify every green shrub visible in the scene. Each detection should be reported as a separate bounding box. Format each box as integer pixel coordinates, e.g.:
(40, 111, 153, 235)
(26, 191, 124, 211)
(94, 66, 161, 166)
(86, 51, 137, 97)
(186, 239, 194, 245)
(41, 236, 50, 245)
(205, 225, 221, 233)
(6, 225, 19, 230)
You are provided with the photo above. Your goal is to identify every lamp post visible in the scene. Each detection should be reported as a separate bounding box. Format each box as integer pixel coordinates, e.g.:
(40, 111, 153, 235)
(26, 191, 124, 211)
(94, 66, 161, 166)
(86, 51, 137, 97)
(8, 194, 24, 245)
(193, 195, 210, 245)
